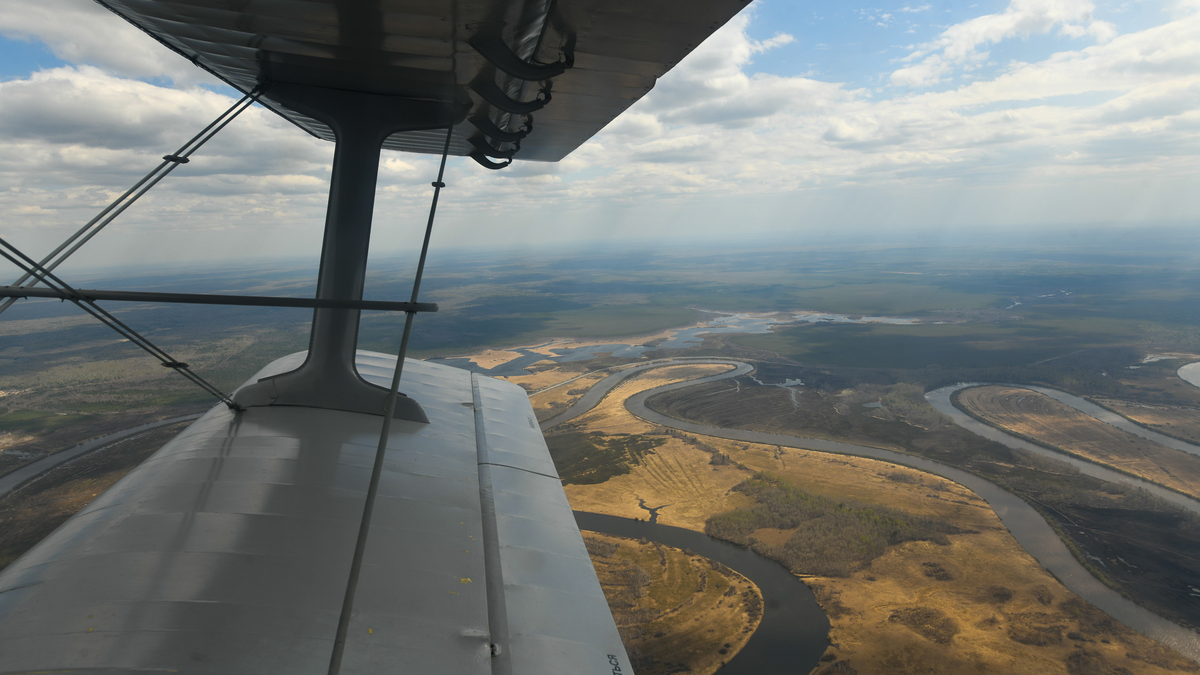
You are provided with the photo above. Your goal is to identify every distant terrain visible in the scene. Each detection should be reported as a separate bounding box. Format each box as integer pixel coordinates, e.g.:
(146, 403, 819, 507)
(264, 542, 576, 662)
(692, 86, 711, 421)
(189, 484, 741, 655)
(4, 242, 1200, 674)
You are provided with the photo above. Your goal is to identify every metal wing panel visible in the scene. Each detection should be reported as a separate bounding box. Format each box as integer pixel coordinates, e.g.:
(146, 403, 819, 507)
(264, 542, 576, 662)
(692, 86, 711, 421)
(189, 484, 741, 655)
(473, 373, 560, 478)
(96, 0, 751, 161)
(0, 353, 629, 674)
(470, 374, 630, 675)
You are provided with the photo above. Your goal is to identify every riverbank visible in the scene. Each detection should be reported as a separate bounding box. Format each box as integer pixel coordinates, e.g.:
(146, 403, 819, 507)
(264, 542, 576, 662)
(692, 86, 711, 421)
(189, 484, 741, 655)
(577, 512, 830, 675)
(543, 358, 1199, 672)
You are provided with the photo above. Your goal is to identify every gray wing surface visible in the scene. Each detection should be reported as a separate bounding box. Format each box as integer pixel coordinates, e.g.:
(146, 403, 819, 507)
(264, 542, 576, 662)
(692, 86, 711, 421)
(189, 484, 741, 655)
(93, 0, 751, 161)
(0, 353, 627, 674)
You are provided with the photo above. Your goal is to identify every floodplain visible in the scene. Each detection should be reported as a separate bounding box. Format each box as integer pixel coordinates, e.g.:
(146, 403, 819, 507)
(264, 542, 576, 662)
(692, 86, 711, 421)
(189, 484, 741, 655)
(5, 243, 1200, 673)
(955, 385, 1200, 499)
(535, 362, 1198, 674)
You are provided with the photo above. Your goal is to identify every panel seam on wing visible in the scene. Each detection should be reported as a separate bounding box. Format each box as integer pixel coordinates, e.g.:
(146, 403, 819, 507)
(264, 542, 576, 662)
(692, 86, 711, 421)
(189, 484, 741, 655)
(476, 461, 559, 480)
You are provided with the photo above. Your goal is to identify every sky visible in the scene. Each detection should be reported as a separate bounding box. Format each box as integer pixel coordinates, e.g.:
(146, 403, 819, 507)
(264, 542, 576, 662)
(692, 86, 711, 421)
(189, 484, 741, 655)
(1, 0, 1198, 271)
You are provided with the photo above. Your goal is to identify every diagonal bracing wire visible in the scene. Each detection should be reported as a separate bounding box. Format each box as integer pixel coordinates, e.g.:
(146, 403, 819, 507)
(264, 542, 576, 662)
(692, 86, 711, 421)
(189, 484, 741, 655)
(0, 86, 265, 318)
(0, 236, 241, 410)
(326, 124, 456, 675)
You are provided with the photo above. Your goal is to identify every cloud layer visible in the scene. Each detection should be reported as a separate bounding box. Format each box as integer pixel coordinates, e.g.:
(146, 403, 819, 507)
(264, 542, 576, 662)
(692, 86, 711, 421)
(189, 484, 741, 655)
(0, 0, 1198, 266)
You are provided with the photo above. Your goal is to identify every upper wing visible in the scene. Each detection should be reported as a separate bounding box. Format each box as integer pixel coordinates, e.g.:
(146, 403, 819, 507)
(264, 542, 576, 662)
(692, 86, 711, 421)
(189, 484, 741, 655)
(93, 0, 750, 161)
(0, 354, 626, 674)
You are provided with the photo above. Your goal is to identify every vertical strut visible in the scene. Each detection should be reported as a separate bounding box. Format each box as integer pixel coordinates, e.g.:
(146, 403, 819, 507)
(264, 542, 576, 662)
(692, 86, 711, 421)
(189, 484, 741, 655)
(228, 83, 462, 421)
(327, 125, 455, 675)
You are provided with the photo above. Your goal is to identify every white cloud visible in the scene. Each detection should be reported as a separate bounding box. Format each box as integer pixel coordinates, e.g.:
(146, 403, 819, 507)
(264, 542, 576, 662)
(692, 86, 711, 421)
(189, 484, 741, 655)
(0, 0, 217, 85)
(1, 0, 1199, 263)
(891, 0, 1119, 86)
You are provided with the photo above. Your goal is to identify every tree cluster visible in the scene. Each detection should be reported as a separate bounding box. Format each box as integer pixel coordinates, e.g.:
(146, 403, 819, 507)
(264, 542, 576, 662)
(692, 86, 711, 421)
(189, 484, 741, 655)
(705, 473, 958, 577)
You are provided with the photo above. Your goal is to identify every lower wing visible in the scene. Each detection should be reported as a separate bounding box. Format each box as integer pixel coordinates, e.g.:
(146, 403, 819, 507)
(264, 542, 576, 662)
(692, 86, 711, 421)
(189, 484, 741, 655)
(0, 352, 629, 675)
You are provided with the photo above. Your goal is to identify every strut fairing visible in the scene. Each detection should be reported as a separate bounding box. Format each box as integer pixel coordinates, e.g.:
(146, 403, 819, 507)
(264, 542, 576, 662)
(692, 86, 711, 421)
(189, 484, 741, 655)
(93, 0, 750, 161)
(0, 352, 626, 673)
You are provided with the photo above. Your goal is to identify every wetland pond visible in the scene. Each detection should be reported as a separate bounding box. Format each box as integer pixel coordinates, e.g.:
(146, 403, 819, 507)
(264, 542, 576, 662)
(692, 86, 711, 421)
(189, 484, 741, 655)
(1180, 362, 1200, 389)
(432, 311, 919, 377)
(574, 511, 830, 675)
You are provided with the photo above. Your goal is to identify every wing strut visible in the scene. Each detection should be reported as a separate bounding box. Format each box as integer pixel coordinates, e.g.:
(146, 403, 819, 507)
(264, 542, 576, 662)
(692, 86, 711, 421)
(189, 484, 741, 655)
(0, 236, 241, 410)
(327, 123, 455, 675)
(0, 86, 264, 318)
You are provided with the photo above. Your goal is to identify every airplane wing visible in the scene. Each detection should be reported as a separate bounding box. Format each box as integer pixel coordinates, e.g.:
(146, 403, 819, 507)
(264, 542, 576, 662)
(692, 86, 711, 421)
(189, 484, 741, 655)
(94, 0, 751, 161)
(0, 352, 626, 673)
(0, 0, 752, 671)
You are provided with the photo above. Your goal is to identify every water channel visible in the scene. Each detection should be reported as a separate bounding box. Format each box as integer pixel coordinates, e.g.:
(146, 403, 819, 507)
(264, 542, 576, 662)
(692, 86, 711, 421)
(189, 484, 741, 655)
(926, 385, 1200, 515)
(430, 311, 918, 377)
(574, 511, 830, 675)
(579, 360, 1200, 661)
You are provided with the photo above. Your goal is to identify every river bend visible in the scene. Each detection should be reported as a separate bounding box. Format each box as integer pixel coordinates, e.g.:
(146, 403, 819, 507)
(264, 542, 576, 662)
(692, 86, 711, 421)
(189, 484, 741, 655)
(549, 358, 1200, 661)
(574, 512, 830, 675)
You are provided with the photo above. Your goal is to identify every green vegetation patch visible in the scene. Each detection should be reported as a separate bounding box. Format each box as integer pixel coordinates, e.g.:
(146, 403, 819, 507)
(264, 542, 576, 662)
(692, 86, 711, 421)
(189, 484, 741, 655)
(545, 432, 666, 485)
(706, 473, 958, 577)
(0, 409, 91, 433)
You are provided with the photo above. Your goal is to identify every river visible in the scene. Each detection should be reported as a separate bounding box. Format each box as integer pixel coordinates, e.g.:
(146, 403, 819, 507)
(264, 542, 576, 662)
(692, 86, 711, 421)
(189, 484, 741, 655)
(926, 385, 1200, 515)
(574, 512, 830, 675)
(558, 359, 1200, 661)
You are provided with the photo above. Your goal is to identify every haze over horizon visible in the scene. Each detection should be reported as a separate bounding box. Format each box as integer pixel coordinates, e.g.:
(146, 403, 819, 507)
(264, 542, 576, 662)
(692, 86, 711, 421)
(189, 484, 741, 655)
(1, 0, 1198, 271)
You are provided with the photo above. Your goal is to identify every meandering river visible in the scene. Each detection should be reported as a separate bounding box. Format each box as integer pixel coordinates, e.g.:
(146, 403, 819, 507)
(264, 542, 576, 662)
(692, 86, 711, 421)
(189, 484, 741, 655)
(925, 385, 1200, 514)
(574, 512, 830, 675)
(544, 358, 1200, 661)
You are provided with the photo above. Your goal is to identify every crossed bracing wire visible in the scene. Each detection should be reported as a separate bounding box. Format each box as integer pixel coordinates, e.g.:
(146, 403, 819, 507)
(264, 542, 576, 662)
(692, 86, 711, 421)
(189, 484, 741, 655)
(0, 237, 240, 410)
(0, 87, 262, 318)
(0, 88, 263, 407)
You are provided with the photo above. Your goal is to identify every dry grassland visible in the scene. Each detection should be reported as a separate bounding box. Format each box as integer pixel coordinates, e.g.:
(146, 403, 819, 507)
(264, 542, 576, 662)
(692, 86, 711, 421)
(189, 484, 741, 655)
(504, 365, 598, 393)
(561, 367, 1197, 674)
(584, 532, 761, 675)
(720, 441, 1195, 675)
(959, 386, 1200, 499)
(524, 324, 704, 354)
(1095, 398, 1200, 446)
(465, 348, 528, 369)
(561, 364, 754, 530)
